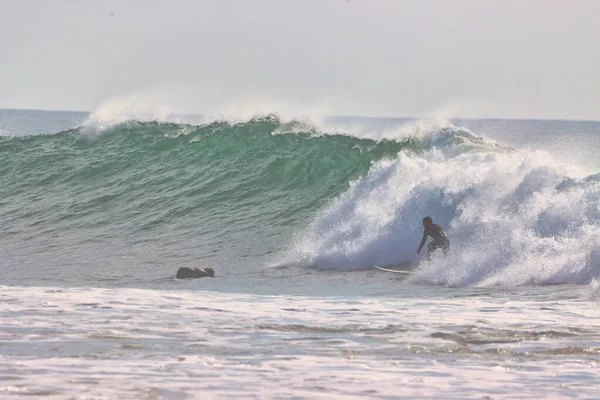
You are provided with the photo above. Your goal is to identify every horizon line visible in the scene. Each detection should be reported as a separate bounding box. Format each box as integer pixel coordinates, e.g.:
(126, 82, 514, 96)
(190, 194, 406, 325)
(1, 107, 599, 124)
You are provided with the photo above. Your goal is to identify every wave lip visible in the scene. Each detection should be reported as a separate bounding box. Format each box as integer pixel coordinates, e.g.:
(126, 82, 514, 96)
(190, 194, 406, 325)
(79, 95, 174, 140)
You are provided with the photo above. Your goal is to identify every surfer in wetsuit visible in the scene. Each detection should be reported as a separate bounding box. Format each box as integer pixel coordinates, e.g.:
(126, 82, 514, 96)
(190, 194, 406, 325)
(417, 216, 449, 260)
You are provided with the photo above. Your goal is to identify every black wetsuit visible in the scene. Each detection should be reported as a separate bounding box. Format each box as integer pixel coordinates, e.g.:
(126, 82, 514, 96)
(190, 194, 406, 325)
(176, 267, 215, 279)
(418, 224, 449, 255)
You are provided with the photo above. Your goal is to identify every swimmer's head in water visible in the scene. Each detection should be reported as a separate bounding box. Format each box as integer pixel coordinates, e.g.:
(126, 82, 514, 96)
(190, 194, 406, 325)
(205, 268, 215, 277)
(422, 216, 433, 227)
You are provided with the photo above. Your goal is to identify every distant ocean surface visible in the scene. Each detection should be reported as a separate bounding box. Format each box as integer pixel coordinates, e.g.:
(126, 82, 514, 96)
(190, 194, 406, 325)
(2, 108, 600, 398)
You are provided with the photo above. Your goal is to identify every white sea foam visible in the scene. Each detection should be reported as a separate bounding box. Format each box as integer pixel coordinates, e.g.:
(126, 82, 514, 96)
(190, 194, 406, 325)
(1, 285, 599, 399)
(280, 125, 600, 287)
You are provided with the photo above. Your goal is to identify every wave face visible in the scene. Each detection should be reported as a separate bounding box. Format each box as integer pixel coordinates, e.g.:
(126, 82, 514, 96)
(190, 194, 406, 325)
(2, 112, 600, 288)
(0, 116, 409, 283)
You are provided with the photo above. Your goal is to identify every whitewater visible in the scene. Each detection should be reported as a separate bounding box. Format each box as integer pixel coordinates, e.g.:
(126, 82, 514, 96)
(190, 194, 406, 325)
(1, 108, 600, 398)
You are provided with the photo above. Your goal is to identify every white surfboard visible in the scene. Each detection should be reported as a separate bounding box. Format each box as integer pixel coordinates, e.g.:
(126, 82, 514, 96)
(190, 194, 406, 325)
(373, 265, 413, 275)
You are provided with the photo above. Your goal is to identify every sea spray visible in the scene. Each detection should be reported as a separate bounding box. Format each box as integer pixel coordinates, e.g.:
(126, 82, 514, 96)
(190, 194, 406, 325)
(280, 129, 600, 287)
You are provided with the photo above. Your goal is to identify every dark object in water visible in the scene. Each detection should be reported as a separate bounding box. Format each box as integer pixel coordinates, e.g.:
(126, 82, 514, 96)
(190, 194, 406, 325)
(176, 267, 215, 279)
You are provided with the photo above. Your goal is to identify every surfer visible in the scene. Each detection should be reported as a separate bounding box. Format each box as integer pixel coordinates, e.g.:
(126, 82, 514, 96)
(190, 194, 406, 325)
(416, 216, 449, 260)
(176, 267, 215, 279)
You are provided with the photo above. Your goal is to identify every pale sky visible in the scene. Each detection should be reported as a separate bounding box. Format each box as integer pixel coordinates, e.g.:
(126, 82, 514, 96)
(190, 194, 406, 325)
(1, 0, 599, 119)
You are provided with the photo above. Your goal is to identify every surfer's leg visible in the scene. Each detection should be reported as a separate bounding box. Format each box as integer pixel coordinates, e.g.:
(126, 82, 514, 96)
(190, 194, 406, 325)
(426, 242, 437, 259)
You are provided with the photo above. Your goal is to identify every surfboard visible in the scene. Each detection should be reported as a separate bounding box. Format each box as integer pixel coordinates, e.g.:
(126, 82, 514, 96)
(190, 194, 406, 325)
(373, 265, 413, 274)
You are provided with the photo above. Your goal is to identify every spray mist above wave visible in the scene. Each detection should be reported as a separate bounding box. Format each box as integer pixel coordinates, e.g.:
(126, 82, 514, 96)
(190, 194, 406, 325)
(79, 95, 177, 140)
(278, 124, 600, 287)
(78, 93, 493, 144)
(77, 94, 331, 141)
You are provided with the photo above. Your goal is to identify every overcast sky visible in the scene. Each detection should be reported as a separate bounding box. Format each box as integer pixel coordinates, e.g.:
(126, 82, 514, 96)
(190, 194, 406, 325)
(1, 0, 599, 119)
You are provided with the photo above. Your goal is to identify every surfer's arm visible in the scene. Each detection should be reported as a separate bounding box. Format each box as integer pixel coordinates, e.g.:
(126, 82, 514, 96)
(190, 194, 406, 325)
(417, 231, 427, 254)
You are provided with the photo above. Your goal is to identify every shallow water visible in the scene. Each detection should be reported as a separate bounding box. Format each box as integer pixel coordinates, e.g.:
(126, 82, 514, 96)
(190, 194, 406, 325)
(2, 284, 599, 399)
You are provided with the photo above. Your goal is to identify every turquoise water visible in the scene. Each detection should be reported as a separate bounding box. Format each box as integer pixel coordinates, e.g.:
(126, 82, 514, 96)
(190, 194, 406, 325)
(2, 109, 600, 398)
(1, 114, 412, 288)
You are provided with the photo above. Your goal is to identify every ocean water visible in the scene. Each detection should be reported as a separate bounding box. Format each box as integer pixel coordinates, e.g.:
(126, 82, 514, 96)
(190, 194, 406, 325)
(1, 108, 600, 398)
